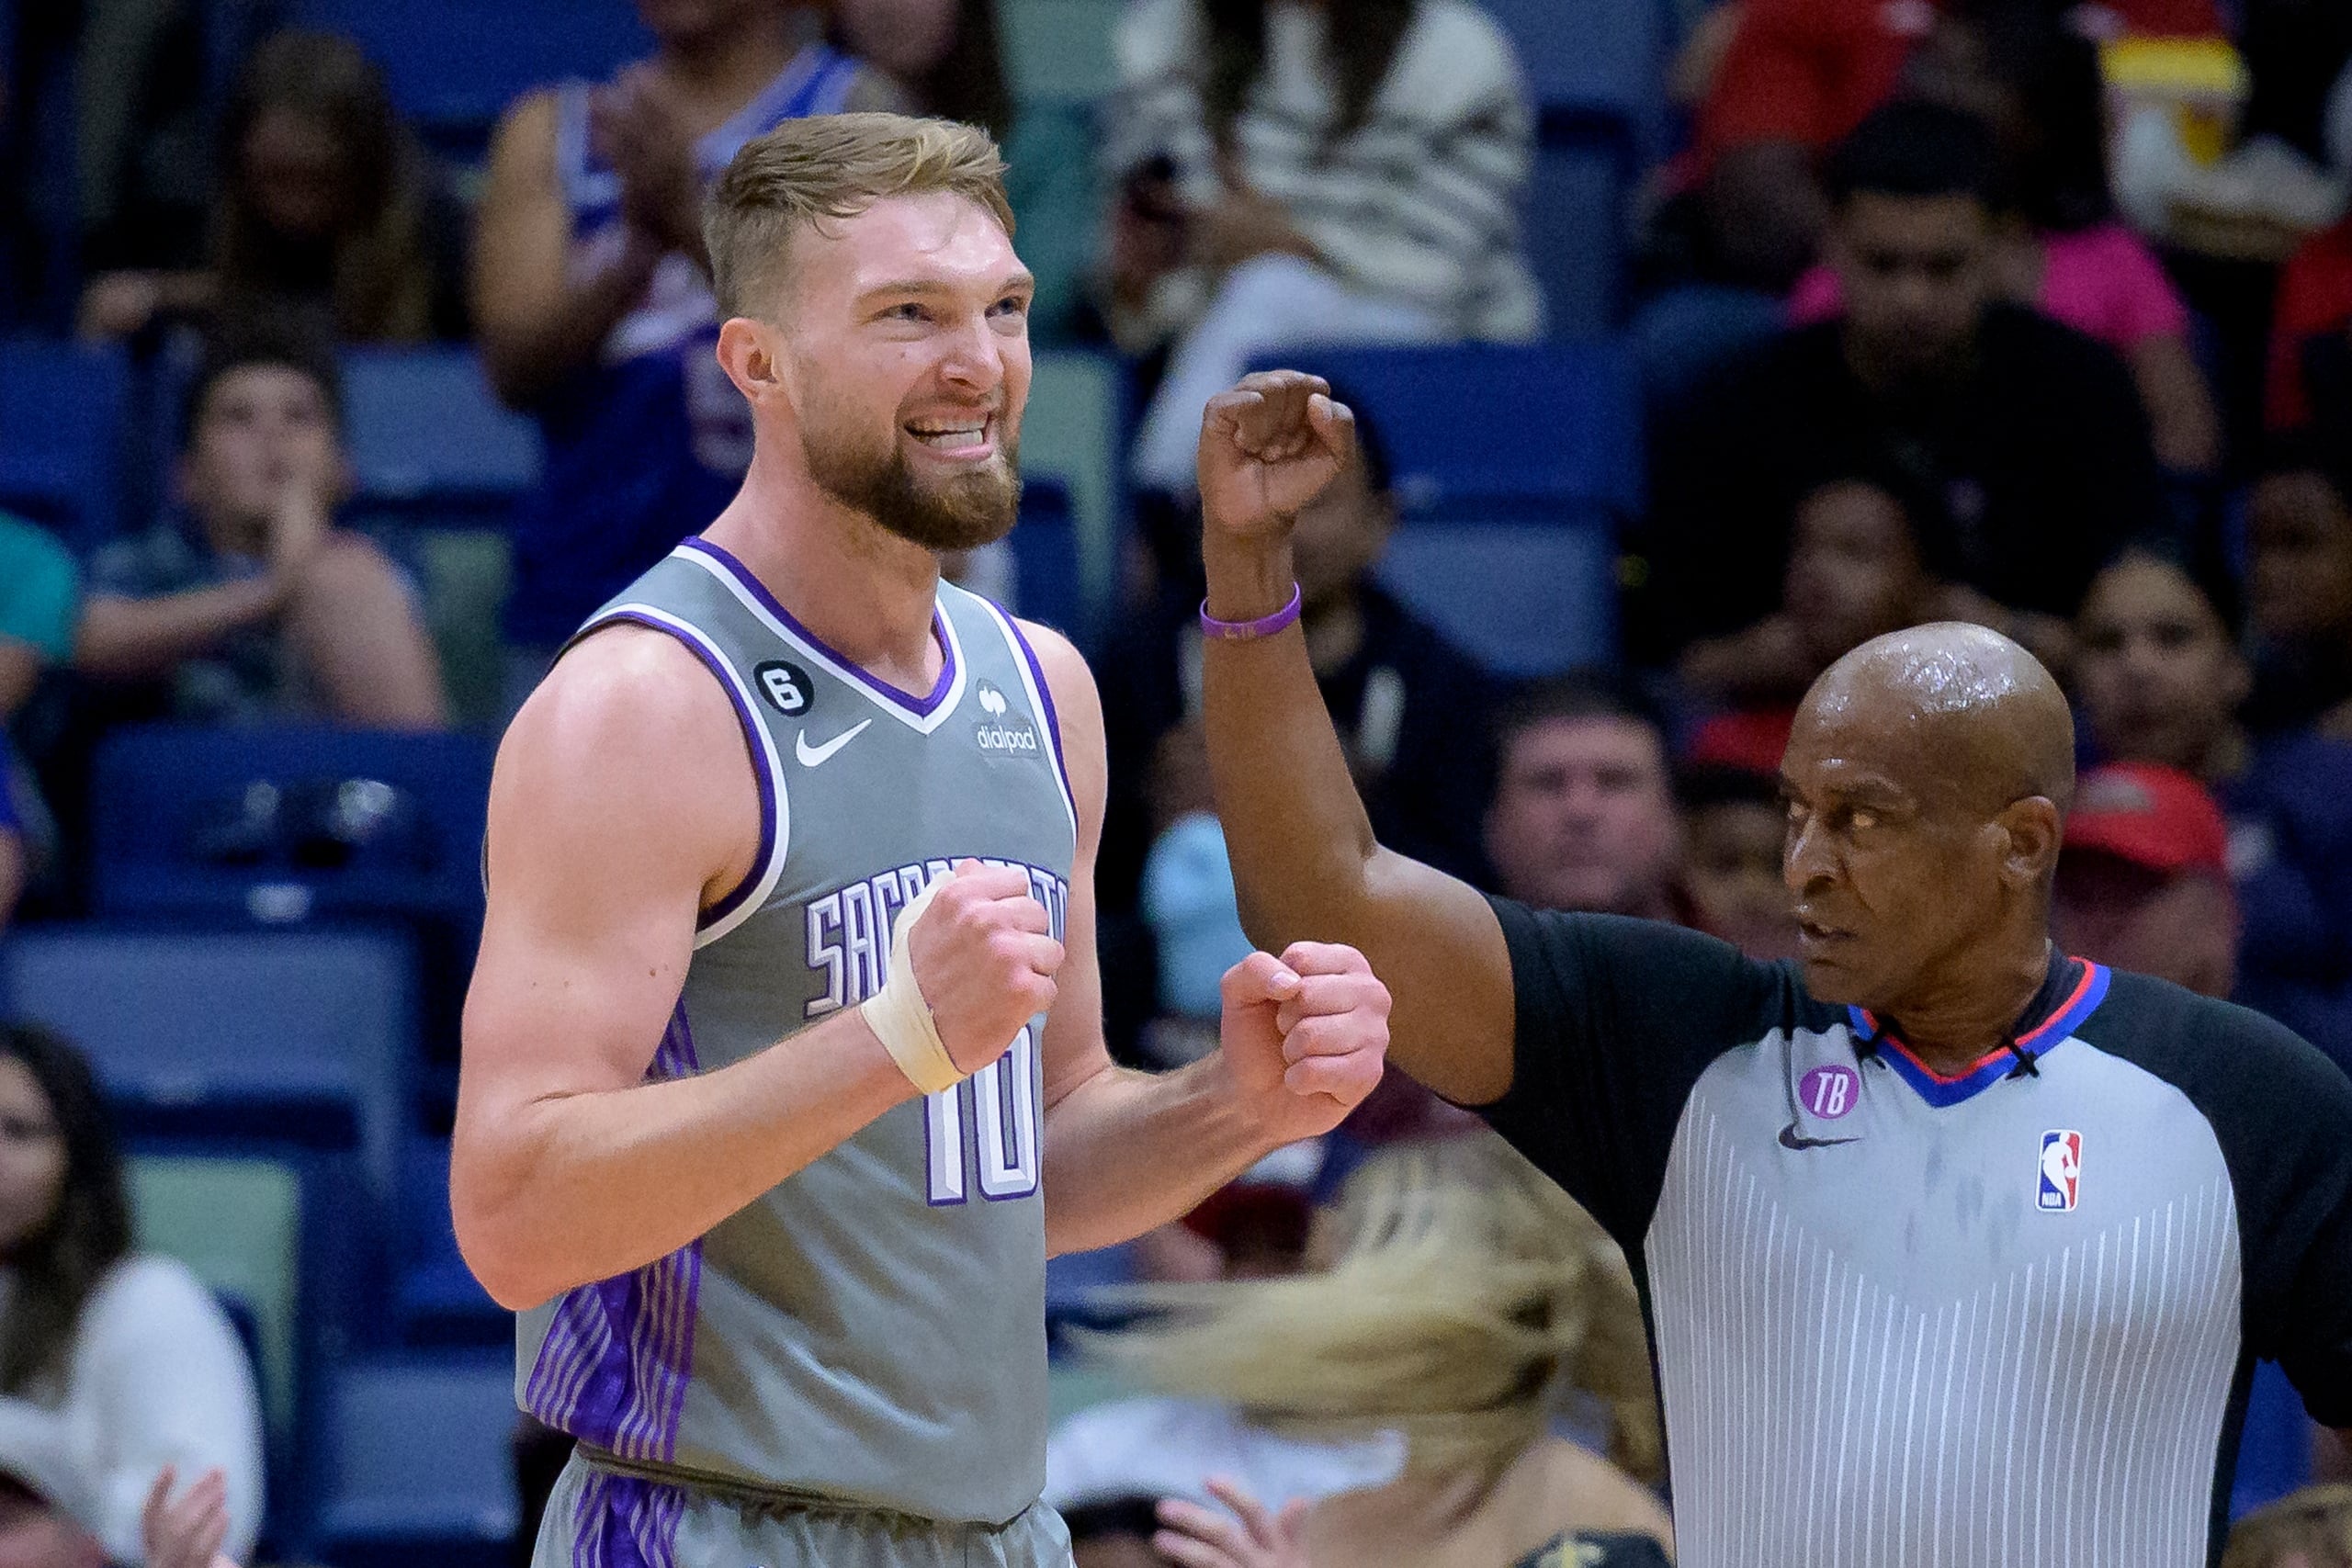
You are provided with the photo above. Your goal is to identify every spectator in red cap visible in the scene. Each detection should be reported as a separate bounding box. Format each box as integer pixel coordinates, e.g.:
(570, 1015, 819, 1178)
(2053, 762, 2239, 998)
(2073, 542, 2352, 1069)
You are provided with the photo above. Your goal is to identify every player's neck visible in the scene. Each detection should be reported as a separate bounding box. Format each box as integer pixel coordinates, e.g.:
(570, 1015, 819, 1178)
(1881, 936, 2054, 1075)
(704, 470, 944, 696)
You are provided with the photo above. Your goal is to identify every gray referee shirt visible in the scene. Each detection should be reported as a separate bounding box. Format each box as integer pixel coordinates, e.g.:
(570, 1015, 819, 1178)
(1481, 901, 2352, 1568)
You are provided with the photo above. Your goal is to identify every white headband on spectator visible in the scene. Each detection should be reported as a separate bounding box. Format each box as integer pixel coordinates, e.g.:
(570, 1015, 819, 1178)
(863, 874, 966, 1095)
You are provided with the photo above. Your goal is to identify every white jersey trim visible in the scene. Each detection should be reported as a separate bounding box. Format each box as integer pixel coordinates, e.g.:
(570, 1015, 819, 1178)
(604, 601, 794, 949)
(673, 547, 971, 736)
(967, 592, 1080, 853)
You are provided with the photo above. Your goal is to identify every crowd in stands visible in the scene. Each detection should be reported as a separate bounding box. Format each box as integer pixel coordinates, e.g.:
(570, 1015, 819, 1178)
(1, 0, 2351, 1562)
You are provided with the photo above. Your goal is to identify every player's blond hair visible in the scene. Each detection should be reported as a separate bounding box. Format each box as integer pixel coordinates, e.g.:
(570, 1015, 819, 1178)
(1086, 1132, 1664, 1487)
(2223, 1484, 2352, 1568)
(703, 112, 1012, 320)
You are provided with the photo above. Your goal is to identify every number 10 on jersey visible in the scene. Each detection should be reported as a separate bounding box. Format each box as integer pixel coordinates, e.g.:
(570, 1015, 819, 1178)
(924, 1025, 1041, 1205)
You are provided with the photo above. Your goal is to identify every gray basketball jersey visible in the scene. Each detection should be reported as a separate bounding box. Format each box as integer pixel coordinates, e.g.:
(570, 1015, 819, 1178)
(1481, 905, 2352, 1568)
(515, 536, 1078, 1527)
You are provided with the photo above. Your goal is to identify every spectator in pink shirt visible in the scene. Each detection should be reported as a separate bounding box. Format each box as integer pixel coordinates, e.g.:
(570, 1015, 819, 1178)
(1789, 3, 2220, 473)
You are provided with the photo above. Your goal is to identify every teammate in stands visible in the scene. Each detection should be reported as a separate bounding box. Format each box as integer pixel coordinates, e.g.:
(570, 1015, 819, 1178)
(454, 117, 1390, 1568)
(1194, 371, 2352, 1566)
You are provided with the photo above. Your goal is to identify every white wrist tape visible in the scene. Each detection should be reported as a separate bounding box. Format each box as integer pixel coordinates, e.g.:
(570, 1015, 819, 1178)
(862, 874, 966, 1095)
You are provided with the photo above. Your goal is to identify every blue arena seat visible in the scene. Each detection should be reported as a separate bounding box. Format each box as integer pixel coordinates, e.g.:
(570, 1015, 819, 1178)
(1526, 140, 1633, 337)
(1, 925, 417, 1194)
(393, 1138, 504, 1348)
(89, 724, 492, 932)
(1251, 343, 1644, 520)
(341, 348, 542, 527)
(1008, 478, 1085, 646)
(0, 339, 130, 546)
(288, 0, 650, 149)
(1485, 0, 1668, 155)
(1373, 512, 1619, 675)
(312, 1353, 519, 1568)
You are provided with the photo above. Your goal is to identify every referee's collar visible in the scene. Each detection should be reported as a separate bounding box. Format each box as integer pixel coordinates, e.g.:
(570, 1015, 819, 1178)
(1849, 956, 2112, 1109)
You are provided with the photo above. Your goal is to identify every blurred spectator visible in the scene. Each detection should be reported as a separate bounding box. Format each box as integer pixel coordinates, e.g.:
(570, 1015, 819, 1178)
(1679, 0, 2222, 297)
(2245, 449, 2352, 739)
(2075, 542, 2250, 775)
(1065, 1495, 1175, 1568)
(1482, 675, 1681, 923)
(79, 30, 469, 344)
(140, 1464, 239, 1568)
(1639, 100, 2165, 660)
(0, 1472, 104, 1568)
(2264, 206, 2352, 438)
(1678, 474, 1951, 771)
(2074, 541, 2352, 1069)
(475, 0, 897, 697)
(1792, 3, 2220, 473)
(1100, 408, 1496, 916)
(2053, 761, 2239, 997)
(2223, 1483, 2352, 1568)
(832, 0, 1012, 138)
(0, 514, 80, 722)
(1106, 0, 1542, 491)
(1077, 1134, 1669, 1565)
(1677, 764, 1798, 963)
(0, 741, 22, 938)
(0, 1024, 262, 1563)
(75, 328, 448, 728)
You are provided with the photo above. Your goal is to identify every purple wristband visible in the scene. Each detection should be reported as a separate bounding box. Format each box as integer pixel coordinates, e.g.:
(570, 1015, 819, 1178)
(1200, 583, 1304, 641)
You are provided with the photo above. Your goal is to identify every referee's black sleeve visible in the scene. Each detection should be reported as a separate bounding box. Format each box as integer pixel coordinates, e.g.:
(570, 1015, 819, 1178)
(1474, 897, 1793, 1252)
(2232, 1020, 2352, 1425)
(2086, 979, 2352, 1425)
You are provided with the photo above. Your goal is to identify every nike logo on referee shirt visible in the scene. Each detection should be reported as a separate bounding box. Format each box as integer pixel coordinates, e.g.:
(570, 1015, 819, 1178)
(1778, 1122, 1860, 1150)
(795, 719, 872, 768)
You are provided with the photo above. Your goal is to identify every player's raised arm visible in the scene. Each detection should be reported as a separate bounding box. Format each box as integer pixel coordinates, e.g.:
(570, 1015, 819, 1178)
(1194, 372, 1516, 1105)
(453, 628, 1056, 1309)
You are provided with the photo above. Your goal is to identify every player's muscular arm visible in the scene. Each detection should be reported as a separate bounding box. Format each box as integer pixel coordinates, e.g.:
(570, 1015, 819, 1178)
(1197, 373, 1518, 1105)
(1028, 625, 1388, 1256)
(453, 629, 925, 1310)
(472, 90, 662, 410)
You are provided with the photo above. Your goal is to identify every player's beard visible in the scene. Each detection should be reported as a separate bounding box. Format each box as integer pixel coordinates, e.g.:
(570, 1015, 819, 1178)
(799, 389, 1023, 553)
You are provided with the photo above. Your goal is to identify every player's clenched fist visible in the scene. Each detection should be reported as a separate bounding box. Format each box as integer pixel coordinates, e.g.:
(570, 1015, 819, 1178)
(1196, 369, 1357, 543)
(1216, 941, 1389, 1145)
(899, 860, 1063, 1075)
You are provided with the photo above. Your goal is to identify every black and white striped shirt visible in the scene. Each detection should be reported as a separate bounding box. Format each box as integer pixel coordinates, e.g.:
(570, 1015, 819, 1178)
(1482, 902, 2352, 1567)
(1106, 0, 1543, 342)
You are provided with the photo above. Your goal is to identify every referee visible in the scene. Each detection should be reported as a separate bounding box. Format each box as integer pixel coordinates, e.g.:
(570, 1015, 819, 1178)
(1190, 373, 2352, 1568)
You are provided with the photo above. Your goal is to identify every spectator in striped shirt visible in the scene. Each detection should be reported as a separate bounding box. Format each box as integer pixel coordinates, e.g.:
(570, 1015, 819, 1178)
(1104, 0, 1543, 492)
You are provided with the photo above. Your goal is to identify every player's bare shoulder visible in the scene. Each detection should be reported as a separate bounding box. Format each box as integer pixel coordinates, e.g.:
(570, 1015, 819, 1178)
(490, 625, 761, 904)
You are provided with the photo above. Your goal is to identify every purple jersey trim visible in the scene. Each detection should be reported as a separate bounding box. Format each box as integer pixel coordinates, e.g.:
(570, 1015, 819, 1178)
(591, 610, 776, 931)
(524, 1003, 705, 1465)
(676, 537, 959, 717)
(571, 1469, 686, 1568)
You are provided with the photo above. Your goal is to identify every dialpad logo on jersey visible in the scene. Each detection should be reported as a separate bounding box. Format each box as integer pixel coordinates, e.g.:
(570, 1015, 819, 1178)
(971, 679, 1041, 760)
(2038, 1130, 2082, 1212)
(754, 660, 814, 716)
(1798, 1065, 1859, 1120)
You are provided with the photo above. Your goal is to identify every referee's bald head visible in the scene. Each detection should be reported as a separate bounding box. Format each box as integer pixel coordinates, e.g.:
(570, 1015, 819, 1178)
(1781, 623, 2075, 1011)
(1807, 624, 2075, 818)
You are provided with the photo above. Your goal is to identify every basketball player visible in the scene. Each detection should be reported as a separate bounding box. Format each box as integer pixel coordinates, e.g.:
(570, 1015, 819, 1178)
(452, 119, 1391, 1568)
(1194, 372, 2352, 1567)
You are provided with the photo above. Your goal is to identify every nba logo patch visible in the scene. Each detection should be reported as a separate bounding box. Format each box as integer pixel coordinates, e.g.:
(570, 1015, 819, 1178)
(2038, 1130, 2082, 1212)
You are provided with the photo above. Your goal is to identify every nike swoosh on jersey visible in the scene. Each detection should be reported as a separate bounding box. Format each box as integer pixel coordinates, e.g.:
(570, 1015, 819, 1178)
(1778, 1122, 1861, 1150)
(795, 719, 873, 768)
